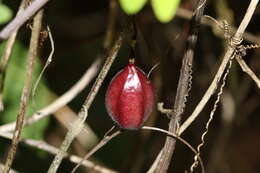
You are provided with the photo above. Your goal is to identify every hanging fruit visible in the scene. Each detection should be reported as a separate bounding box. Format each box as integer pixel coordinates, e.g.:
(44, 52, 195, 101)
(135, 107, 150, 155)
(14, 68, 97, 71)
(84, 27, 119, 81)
(105, 59, 155, 130)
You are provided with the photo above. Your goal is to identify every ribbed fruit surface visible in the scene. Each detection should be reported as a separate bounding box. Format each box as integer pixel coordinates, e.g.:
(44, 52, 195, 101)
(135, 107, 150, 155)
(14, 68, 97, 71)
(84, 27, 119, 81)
(105, 61, 154, 130)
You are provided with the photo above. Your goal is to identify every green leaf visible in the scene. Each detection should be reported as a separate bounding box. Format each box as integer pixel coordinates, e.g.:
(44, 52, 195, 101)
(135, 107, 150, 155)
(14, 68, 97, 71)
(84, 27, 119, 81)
(119, 0, 148, 15)
(0, 3, 13, 24)
(151, 0, 181, 23)
(0, 41, 52, 139)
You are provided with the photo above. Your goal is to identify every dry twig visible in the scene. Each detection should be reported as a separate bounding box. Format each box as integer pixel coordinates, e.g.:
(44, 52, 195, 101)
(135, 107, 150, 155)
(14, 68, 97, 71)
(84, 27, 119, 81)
(71, 2, 120, 170)
(235, 53, 260, 88)
(0, 0, 49, 41)
(71, 127, 121, 173)
(47, 31, 127, 173)
(70, 125, 205, 173)
(151, 0, 207, 172)
(0, 0, 29, 111)
(0, 163, 18, 173)
(179, 0, 259, 135)
(32, 25, 55, 108)
(190, 57, 233, 172)
(0, 131, 117, 173)
(142, 126, 205, 173)
(103, 0, 118, 51)
(3, 10, 43, 173)
(0, 58, 101, 133)
(176, 7, 260, 44)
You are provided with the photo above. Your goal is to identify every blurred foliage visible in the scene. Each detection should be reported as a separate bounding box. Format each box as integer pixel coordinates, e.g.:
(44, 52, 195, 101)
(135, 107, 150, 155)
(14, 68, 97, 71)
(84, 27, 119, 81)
(119, 0, 181, 23)
(151, 0, 181, 23)
(0, 3, 13, 25)
(119, 0, 148, 15)
(0, 41, 51, 139)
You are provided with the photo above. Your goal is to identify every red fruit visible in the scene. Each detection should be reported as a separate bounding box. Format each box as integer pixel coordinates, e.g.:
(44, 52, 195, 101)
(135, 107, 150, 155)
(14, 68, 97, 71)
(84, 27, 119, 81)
(105, 60, 154, 130)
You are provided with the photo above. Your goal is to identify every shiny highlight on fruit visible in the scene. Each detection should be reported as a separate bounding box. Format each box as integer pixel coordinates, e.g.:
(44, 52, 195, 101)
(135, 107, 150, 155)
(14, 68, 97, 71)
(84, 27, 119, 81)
(105, 60, 154, 130)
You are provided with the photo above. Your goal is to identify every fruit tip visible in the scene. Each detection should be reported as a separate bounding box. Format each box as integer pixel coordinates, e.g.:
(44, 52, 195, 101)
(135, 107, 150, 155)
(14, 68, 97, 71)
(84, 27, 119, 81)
(129, 58, 135, 64)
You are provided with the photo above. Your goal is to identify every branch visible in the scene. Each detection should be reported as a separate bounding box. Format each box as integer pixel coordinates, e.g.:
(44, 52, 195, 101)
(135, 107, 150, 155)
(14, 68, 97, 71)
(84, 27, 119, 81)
(235, 54, 260, 88)
(0, 132, 117, 173)
(32, 25, 54, 107)
(142, 126, 205, 173)
(0, 0, 29, 111)
(71, 127, 121, 173)
(176, 7, 260, 44)
(179, 0, 259, 135)
(0, 163, 18, 173)
(103, 0, 118, 50)
(3, 10, 43, 173)
(71, 125, 206, 173)
(0, 0, 49, 41)
(47, 30, 127, 173)
(71, 2, 119, 170)
(0, 58, 101, 133)
(152, 1, 207, 173)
